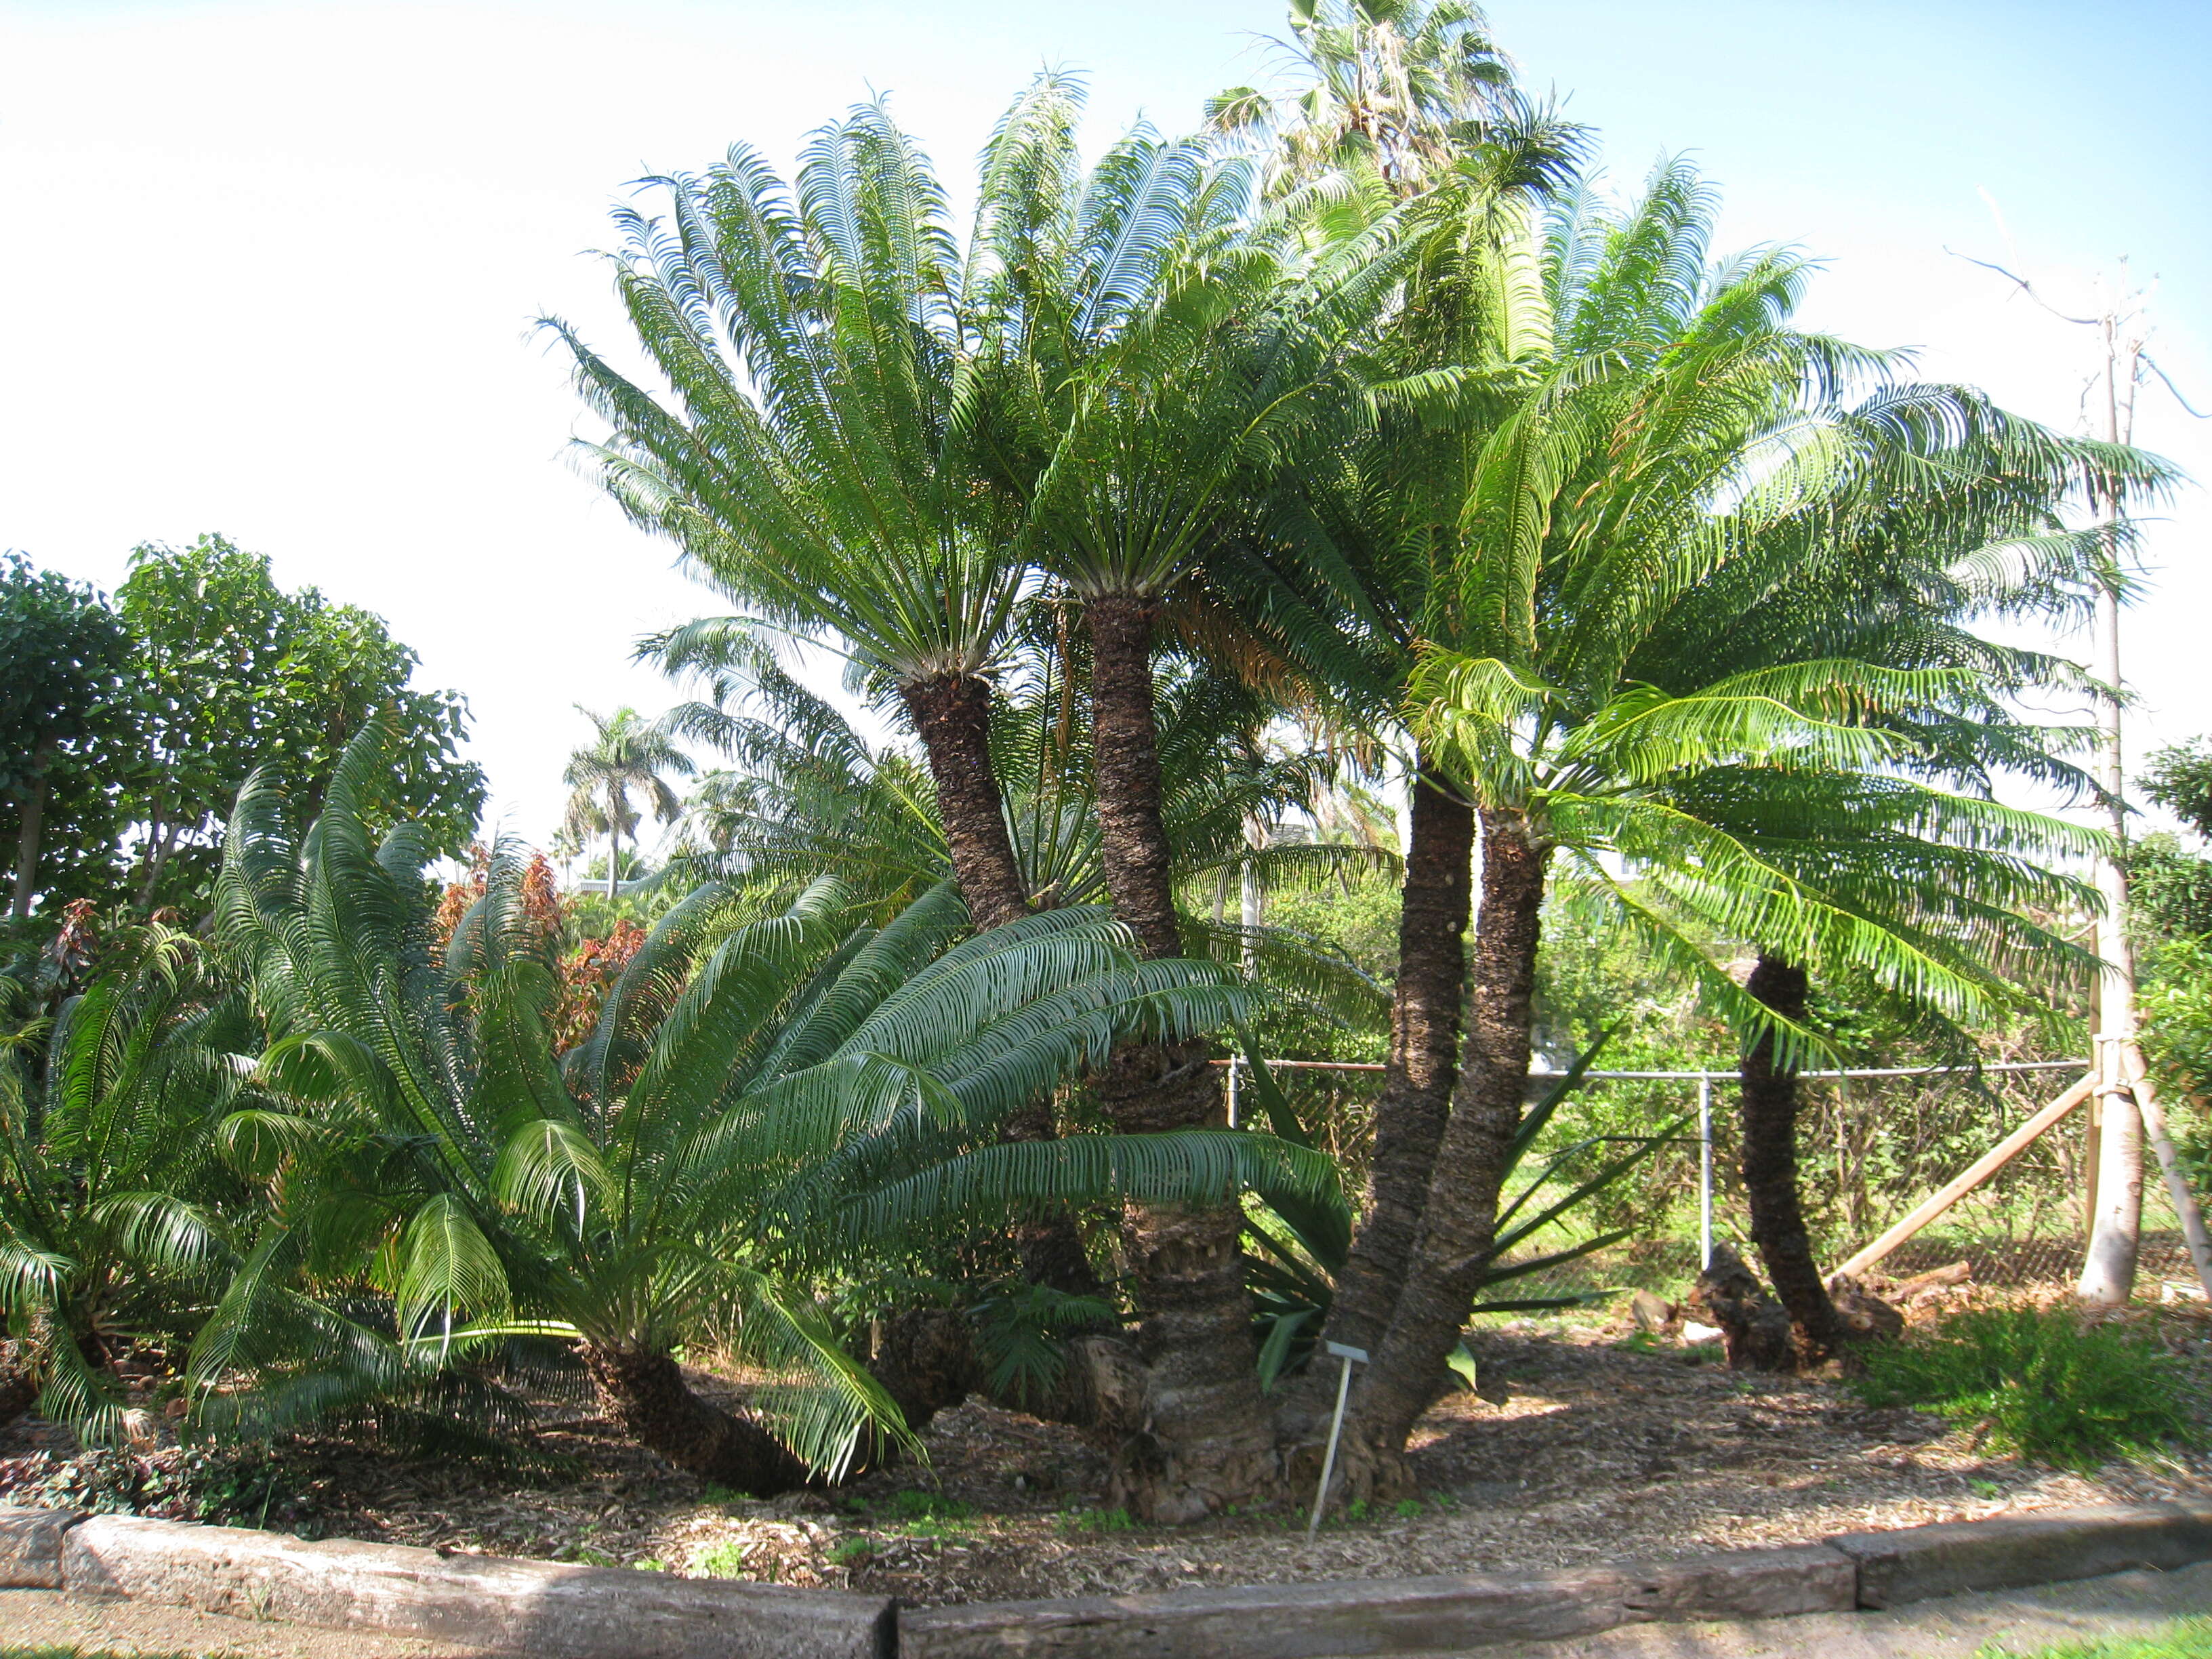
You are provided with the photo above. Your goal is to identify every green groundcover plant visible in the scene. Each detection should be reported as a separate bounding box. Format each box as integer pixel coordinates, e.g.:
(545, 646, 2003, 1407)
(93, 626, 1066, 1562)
(1851, 1306, 2196, 1471)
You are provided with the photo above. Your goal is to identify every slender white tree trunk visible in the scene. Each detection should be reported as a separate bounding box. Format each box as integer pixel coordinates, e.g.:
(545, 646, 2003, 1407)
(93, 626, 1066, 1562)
(2077, 565, 2142, 1305)
(2078, 318, 2144, 1306)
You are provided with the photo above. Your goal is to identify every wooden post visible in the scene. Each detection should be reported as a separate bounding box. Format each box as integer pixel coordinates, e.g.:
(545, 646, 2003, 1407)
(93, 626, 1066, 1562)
(1833, 1074, 2093, 1280)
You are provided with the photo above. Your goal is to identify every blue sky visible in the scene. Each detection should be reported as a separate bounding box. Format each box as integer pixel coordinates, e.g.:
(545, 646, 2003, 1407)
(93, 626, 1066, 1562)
(3, 0, 2206, 844)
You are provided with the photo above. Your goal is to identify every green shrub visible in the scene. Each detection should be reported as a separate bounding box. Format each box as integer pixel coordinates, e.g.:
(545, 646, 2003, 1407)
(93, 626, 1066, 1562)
(1852, 1307, 2194, 1470)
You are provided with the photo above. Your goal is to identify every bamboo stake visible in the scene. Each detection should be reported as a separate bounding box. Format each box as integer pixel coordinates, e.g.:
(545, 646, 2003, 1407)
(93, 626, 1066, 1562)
(1833, 1074, 2094, 1279)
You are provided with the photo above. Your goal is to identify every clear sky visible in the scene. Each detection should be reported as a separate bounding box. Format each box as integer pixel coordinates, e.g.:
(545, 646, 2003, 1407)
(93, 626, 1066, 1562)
(3, 0, 2206, 846)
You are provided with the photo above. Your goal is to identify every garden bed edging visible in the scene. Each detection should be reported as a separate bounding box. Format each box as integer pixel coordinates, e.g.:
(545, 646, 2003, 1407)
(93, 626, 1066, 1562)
(3, 1499, 2210, 1657)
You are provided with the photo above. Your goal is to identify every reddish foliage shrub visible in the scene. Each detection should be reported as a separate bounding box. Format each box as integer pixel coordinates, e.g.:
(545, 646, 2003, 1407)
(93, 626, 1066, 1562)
(428, 848, 638, 1054)
(553, 918, 647, 1053)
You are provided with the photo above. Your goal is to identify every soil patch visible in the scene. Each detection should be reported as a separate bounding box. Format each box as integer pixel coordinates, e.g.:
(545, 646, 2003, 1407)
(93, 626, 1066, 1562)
(6, 1307, 2209, 1610)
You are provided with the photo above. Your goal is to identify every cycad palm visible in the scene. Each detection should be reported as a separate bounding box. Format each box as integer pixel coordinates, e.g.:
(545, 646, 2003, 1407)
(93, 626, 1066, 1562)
(1, 926, 244, 1439)
(1303, 159, 2169, 1479)
(1616, 388, 2175, 1363)
(546, 87, 1077, 930)
(977, 113, 1429, 1515)
(562, 706, 693, 900)
(200, 727, 1325, 1489)
(1203, 118, 1580, 1359)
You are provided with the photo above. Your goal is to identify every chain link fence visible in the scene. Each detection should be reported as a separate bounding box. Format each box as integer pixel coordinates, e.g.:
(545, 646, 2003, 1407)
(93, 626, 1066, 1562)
(1236, 1055, 2205, 1305)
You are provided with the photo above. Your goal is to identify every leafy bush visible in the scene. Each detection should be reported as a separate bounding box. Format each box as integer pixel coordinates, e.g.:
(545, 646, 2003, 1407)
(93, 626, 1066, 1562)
(1851, 1307, 2195, 1470)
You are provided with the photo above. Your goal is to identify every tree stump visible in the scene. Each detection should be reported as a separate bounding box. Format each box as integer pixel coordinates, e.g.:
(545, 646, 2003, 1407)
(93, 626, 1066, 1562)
(1686, 1246, 1794, 1371)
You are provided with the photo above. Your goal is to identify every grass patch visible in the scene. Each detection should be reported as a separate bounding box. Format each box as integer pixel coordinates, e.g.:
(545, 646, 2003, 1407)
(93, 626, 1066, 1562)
(1851, 1305, 2194, 1471)
(1972, 1616, 2212, 1656)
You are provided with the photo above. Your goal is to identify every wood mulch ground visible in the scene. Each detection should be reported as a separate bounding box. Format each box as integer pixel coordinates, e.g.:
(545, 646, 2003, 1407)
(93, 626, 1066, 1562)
(5, 1295, 2209, 1610)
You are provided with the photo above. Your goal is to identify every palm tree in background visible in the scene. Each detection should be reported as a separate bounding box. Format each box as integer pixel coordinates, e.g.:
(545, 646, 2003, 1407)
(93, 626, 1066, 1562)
(1210, 0, 1515, 194)
(562, 706, 692, 901)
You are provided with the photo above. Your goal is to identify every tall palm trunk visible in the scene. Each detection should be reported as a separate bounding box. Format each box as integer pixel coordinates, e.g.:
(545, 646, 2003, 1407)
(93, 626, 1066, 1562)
(1738, 953, 1851, 1368)
(583, 1343, 811, 1495)
(899, 667, 1103, 1296)
(1084, 590, 1277, 1523)
(1320, 767, 1475, 1356)
(898, 672, 1033, 930)
(605, 784, 621, 902)
(1334, 809, 1547, 1492)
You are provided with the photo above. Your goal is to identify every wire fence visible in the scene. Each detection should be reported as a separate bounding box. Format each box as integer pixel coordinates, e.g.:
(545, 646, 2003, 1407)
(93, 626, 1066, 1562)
(1223, 1054, 2203, 1303)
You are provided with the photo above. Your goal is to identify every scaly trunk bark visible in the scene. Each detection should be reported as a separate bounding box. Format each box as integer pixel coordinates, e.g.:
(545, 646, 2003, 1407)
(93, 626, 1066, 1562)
(10, 744, 54, 920)
(582, 1343, 812, 1494)
(898, 670, 1100, 1298)
(1319, 766, 1475, 1358)
(898, 672, 1033, 931)
(1084, 594, 1184, 962)
(1330, 810, 1547, 1496)
(1738, 954, 1853, 1369)
(1084, 591, 1276, 1523)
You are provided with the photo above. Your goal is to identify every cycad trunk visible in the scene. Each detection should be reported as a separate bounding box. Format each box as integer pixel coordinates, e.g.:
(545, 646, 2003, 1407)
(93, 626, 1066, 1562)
(1319, 768, 1475, 1357)
(582, 1343, 811, 1495)
(899, 672, 1034, 931)
(1330, 810, 1547, 1494)
(1738, 953, 1851, 1368)
(1085, 591, 1277, 1523)
(898, 670, 1101, 1299)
